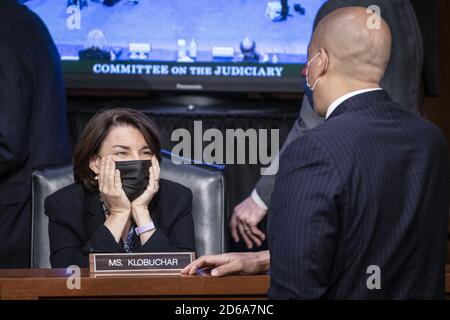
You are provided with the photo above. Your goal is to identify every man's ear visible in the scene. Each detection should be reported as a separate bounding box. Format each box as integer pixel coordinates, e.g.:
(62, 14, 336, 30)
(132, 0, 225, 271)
(89, 156, 100, 175)
(319, 48, 329, 75)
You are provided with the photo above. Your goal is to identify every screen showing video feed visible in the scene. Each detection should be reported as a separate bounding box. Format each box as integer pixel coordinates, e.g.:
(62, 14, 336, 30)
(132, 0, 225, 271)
(23, 0, 327, 92)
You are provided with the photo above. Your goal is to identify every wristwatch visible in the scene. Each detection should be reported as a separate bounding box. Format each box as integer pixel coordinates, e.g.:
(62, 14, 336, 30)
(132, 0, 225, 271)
(135, 222, 156, 236)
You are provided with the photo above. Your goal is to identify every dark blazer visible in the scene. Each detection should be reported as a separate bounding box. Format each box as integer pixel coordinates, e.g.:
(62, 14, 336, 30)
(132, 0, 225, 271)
(0, 0, 71, 205)
(255, 0, 424, 206)
(268, 90, 449, 299)
(45, 179, 195, 268)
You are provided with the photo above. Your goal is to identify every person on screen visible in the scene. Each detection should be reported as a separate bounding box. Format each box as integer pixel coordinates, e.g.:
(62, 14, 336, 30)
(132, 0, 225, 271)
(273, 0, 289, 22)
(185, 6, 449, 299)
(240, 37, 260, 63)
(67, 0, 87, 10)
(78, 29, 111, 61)
(0, 0, 71, 268)
(230, 0, 425, 251)
(45, 108, 195, 268)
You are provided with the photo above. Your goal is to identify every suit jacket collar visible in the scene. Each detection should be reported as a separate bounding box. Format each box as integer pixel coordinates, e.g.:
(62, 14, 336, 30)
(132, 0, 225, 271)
(326, 89, 392, 120)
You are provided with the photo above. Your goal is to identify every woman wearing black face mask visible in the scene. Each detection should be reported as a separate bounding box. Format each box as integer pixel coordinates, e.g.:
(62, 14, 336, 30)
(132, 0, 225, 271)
(44, 108, 195, 268)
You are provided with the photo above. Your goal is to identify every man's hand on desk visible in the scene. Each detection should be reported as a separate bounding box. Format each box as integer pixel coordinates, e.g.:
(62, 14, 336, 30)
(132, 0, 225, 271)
(181, 250, 270, 277)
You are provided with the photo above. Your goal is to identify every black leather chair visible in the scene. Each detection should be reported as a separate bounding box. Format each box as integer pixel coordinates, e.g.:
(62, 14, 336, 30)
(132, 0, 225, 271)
(31, 154, 228, 268)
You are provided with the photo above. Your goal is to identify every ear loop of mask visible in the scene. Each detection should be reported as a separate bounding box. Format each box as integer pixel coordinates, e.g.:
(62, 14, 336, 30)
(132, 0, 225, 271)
(306, 52, 322, 91)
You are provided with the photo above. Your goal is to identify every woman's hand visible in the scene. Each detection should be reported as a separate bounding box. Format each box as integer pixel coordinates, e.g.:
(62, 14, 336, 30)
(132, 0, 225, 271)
(131, 156, 160, 244)
(98, 156, 131, 217)
(131, 155, 160, 214)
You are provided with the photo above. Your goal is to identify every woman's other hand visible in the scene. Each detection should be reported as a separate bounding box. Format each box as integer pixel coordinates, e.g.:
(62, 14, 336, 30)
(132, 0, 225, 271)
(98, 155, 131, 216)
(131, 155, 160, 213)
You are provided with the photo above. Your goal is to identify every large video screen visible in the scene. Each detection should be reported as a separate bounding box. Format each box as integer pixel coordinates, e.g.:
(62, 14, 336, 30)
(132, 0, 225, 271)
(23, 0, 326, 92)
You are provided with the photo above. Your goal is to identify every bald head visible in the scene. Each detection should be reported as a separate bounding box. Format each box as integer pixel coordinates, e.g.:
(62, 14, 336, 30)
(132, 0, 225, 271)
(310, 6, 392, 84)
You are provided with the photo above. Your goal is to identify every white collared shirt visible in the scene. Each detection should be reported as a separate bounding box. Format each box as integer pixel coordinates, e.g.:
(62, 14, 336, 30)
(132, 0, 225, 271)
(325, 88, 383, 119)
(251, 189, 268, 210)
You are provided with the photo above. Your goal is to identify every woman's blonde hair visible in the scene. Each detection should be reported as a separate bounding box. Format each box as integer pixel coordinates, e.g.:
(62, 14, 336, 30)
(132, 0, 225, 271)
(84, 29, 107, 50)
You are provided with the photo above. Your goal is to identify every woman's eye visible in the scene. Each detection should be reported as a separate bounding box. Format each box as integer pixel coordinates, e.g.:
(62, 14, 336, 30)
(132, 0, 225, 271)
(115, 152, 127, 156)
(140, 151, 152, 157)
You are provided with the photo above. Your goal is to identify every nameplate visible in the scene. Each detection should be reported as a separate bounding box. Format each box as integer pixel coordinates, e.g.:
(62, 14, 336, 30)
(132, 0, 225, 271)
(89, 252, 195, 275)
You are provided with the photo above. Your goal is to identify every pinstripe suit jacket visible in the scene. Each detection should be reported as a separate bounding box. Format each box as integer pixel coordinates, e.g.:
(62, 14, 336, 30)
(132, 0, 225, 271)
(267, 90, 449, 299)
(255, 0, 424, 206)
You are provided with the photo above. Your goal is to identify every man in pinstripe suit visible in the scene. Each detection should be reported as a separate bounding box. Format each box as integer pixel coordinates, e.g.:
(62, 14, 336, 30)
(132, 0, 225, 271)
(183, 4, 448, 299)
(231, 0, 425, 251)
(267, 7, 449, 299)
(183, 5, 448, 299)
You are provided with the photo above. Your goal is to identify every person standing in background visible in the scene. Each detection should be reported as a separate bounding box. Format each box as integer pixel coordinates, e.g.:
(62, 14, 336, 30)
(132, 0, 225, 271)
(230, 0, 425, 251)
(0, 0, 71, 268)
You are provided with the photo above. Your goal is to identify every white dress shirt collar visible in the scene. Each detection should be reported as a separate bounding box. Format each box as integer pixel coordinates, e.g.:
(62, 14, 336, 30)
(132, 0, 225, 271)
(325, 88, 383, 119)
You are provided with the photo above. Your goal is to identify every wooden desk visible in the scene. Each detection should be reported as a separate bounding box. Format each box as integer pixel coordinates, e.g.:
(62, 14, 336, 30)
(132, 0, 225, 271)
(1, 267, 449, 300)
(0, 269, 269, 300)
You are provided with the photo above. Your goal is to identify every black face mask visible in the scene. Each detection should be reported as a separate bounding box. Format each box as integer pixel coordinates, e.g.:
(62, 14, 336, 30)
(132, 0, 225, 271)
(115, 160, 151, 201)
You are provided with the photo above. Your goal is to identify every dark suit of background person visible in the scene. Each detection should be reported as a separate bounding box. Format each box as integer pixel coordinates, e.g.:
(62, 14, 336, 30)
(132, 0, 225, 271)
(78, 48, 111, 61)
(253, 0, 424, 215)
(268, 90, 449, 299)
(0, 0, 71, 268)
(45, 179, 195, 268)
